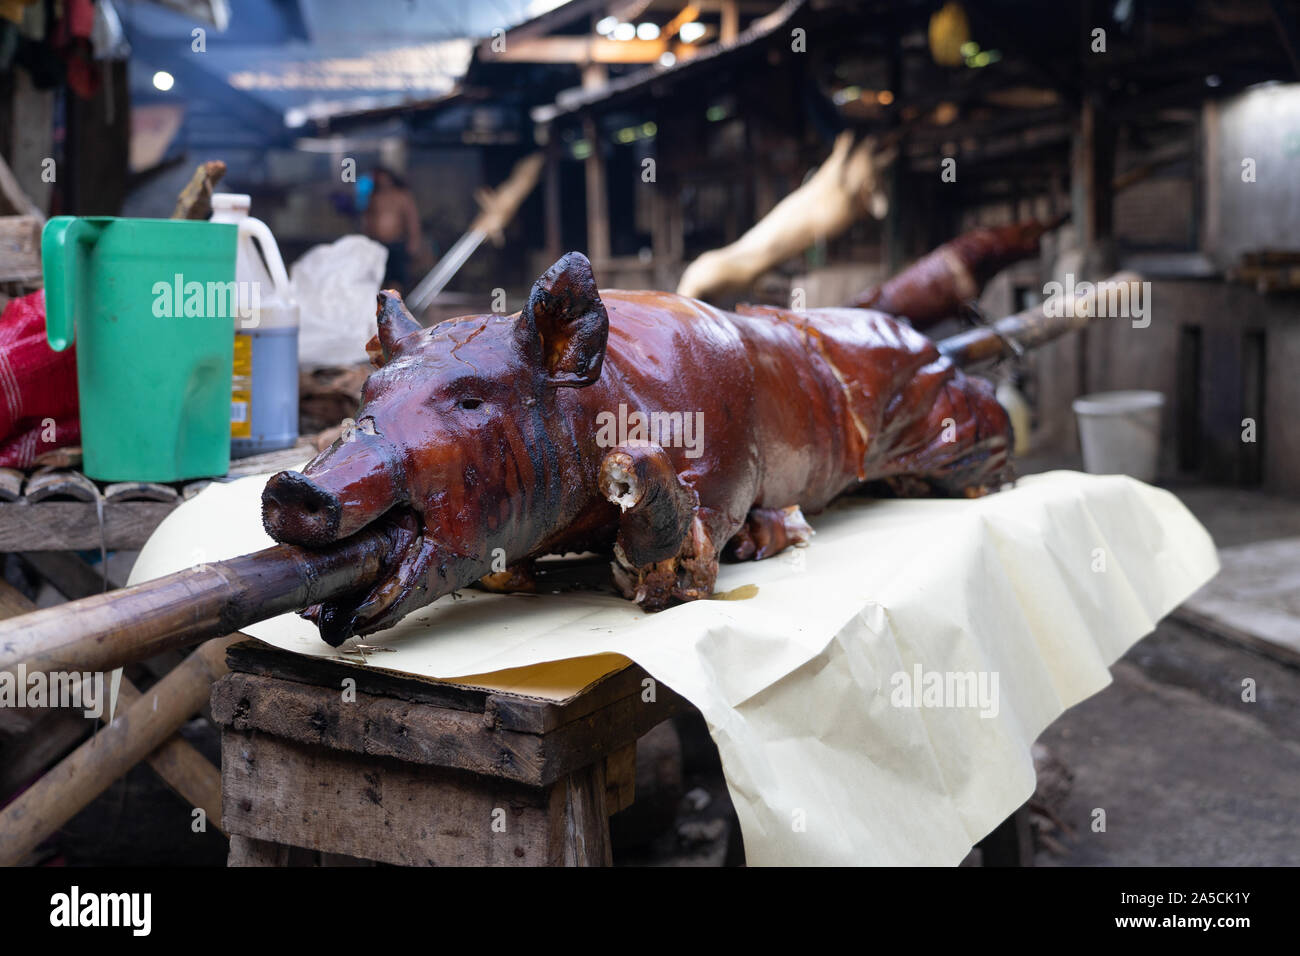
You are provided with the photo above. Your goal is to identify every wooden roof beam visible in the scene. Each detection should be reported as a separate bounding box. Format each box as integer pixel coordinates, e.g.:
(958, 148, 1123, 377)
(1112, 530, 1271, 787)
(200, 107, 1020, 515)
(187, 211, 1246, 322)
(482, 36, 670, 64)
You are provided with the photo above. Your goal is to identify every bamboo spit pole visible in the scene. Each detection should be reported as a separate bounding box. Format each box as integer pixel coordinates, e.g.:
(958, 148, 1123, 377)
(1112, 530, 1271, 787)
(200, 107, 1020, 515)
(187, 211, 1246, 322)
(939, 272, 1144, 370)
(0, 635, 237, 866)
(0, 526, 392, 678)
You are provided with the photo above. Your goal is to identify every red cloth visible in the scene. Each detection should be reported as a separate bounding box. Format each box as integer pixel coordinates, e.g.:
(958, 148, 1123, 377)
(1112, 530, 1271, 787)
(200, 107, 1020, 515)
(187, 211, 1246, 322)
(0, 291, 81, 468)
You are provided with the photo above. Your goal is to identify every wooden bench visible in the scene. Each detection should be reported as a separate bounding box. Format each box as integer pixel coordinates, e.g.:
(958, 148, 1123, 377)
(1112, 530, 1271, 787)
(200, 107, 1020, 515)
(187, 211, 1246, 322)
(211, 640, 688, 866)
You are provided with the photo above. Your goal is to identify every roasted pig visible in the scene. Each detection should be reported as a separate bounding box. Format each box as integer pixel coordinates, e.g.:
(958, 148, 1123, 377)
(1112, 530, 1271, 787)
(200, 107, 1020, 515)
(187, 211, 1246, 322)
(262, 252, 1013, 644)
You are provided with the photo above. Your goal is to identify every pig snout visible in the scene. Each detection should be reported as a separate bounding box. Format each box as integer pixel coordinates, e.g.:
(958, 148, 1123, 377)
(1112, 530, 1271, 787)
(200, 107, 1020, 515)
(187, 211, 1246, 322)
(262, 433, 408, 547)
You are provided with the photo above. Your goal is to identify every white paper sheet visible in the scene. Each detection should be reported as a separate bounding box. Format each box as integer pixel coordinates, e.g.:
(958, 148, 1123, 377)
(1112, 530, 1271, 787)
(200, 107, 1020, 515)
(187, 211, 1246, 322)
(130, 470, 1218, 865)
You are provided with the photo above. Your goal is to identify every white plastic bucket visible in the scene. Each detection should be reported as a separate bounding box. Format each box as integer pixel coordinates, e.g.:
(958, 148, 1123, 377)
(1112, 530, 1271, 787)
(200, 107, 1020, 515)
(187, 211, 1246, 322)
(1072, 390, 1165, 482)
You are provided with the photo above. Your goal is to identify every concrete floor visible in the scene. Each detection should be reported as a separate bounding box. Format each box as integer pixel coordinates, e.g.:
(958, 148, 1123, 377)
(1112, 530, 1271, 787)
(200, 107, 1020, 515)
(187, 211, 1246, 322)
(1035, 620, 1300, 865)
(1029, 474, 1300, 866)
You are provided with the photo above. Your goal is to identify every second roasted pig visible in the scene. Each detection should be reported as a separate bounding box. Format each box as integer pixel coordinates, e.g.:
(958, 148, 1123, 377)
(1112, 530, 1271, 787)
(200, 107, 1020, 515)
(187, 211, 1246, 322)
(848, 220, 1053, 328)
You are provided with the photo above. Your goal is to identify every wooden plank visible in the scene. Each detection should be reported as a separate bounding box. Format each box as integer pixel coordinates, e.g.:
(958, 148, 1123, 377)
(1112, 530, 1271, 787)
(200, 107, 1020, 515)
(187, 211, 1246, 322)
(210, 671, 551, 785)
(227, 439, 317, 478)
(0, 501, 177, 550)
(0, 577, 221, 835)
(221, 731, 573, 866)
(604, 742, 637, 815)
(540, 689, 690, 780)
(225, 637, 675, 735)
(210, 666, 688, 788)
(224, 639, 494, 718)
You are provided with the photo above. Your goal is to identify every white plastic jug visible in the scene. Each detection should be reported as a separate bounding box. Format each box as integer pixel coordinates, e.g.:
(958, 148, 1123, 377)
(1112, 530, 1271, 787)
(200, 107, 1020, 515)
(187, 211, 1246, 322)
(210, 193, 300, 456)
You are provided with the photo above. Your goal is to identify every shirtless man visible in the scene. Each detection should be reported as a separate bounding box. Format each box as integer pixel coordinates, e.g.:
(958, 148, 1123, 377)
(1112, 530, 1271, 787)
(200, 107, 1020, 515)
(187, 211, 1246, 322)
(363, 167, 423, 294)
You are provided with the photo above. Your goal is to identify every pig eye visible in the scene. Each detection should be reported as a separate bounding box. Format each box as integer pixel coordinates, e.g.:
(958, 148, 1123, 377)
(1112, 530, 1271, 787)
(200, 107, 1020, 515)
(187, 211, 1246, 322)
(458, 397, 484, 411)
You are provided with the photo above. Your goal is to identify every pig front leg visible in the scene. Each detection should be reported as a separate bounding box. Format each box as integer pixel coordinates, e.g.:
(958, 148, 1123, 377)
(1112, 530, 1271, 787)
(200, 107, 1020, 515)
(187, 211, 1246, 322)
(598, 443, 718, 610)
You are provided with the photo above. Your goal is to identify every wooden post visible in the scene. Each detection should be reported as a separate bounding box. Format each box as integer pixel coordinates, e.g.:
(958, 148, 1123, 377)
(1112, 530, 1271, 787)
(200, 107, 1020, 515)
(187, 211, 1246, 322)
(582, 113, 610, 267)
(543, 133, 563, 263)
(1070, 96, 1115, 398)
(1071, 98, 1115, 250)
(720, 0, 739, 43)
(0, 635, 237, 866)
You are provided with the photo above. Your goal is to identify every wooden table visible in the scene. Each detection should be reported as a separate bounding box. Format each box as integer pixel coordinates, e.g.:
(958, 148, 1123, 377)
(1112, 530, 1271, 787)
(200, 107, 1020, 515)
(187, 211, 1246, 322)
(211, 640, 689, 866)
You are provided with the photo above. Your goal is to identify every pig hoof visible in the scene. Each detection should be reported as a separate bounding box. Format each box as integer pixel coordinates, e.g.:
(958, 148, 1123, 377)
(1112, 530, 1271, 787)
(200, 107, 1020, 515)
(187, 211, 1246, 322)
(477, 563, 537, 593)
(726, 505, 813, 561)
(612, 515, 719, 610)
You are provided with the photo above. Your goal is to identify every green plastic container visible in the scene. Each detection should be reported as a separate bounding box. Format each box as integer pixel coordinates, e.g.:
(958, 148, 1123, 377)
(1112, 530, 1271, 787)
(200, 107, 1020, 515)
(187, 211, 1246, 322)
(43, 216, 238, 482)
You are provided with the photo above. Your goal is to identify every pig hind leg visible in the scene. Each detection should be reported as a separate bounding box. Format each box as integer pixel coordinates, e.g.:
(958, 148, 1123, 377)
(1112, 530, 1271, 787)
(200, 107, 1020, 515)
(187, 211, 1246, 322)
(725, 505, 813, 561)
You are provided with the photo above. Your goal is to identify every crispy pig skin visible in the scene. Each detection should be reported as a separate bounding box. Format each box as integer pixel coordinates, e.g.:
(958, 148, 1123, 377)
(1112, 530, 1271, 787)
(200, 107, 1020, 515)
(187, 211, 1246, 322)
(262, 253, 1011, 643)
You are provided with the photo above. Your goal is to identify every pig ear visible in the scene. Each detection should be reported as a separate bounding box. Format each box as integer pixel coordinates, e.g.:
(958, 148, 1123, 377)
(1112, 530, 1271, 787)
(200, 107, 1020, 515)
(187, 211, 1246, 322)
(375, 290, 421, 363)
(518, 252, 608, 387)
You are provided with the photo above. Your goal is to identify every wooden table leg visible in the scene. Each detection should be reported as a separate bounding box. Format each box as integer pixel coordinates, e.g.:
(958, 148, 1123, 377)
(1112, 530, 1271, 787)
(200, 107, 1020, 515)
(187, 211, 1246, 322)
(549, 762, 612, 866)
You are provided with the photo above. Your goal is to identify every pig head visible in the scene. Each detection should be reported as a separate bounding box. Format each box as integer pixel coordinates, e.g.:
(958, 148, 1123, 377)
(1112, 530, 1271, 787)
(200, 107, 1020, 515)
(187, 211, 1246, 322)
(262, 252, 611, 645)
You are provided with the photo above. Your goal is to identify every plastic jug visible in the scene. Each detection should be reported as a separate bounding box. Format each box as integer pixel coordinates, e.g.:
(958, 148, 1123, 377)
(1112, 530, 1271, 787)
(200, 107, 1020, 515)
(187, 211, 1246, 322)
(210, 193, 300, 457)
(42, 216, 239, 482)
